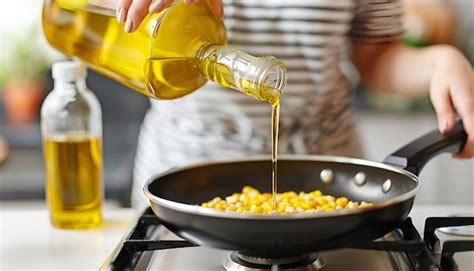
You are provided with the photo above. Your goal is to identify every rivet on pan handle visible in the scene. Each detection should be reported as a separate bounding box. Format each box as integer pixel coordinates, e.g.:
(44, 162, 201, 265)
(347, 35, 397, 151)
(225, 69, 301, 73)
(383, 119, 467, 176)
(320, 169, 334, 184)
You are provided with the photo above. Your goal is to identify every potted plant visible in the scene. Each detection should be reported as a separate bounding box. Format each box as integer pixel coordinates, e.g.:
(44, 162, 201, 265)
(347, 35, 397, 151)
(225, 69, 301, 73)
(0, 28, 53, 124)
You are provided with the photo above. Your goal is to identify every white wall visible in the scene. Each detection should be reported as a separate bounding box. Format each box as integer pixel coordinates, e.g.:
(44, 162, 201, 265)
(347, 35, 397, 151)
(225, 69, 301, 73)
(0, 1, 42, 33)
(451, 0, 474, 62)
(0, 0, 61, 64)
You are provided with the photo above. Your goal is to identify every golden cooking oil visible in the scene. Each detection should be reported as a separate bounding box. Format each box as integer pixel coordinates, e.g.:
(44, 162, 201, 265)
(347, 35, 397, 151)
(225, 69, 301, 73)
(271, 103, 280, 210)
(42, 0, 286, 103)
(43, 133, 102, 229)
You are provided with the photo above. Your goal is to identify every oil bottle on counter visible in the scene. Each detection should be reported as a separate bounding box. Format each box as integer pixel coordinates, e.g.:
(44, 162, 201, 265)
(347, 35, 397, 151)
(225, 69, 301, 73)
(41, 61, 103, 229)
(42, 0, 286, 105)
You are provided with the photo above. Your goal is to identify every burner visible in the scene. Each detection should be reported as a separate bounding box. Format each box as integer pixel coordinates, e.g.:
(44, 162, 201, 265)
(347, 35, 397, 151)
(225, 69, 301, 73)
(438, 214, 474, 236)
(223, 252, 325, 271)
(439, 225, 474, 236)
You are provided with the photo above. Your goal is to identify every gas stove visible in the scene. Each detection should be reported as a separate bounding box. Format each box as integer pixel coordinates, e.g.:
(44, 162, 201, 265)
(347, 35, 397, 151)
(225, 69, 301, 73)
(100, 208, 474, 271)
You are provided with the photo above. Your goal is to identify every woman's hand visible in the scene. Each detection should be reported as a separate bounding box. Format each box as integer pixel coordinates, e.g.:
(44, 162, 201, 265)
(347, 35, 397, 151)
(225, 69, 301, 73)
(116, 0, 222, 33)
(430, 46, 474, 158)
(352, 42, 474, 158)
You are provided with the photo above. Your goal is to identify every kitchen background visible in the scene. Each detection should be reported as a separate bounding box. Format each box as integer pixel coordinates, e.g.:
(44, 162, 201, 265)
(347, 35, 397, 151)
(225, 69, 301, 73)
(0, 0, 473, 208)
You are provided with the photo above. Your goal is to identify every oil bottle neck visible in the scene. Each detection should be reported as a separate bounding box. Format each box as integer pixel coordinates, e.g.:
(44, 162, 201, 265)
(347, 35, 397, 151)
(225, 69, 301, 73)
(193, 43, 287, 106)
(54, 79, 88, 95)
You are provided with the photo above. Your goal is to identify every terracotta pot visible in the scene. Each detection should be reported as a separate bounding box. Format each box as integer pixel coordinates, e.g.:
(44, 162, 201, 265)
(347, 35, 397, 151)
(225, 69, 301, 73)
(404, 0, 456, 46)
(3, 79, 45, 124)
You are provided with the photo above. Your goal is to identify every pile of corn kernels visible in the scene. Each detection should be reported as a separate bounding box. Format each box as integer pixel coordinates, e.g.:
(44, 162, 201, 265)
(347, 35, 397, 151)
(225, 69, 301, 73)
(200, 186, 373, 214)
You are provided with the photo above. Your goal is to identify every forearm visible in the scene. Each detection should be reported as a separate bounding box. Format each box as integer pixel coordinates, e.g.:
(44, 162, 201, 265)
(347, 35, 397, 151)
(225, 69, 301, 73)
(352, 40, 474, 158)
(352, 41, 461, 98)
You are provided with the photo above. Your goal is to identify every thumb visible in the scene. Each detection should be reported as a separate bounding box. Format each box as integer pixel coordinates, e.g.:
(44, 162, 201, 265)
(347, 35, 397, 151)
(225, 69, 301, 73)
(430, 85, 457, 135)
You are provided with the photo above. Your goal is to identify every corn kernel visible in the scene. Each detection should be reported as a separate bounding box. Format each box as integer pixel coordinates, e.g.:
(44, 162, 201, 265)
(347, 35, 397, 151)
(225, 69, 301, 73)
(263, 206, 273, 213)
(285, 206, 295, 213)
(311, 190, 322, 196)
(214, 203, 225, 210)
(320, 204, 332, 210)
(226, 195, 238, 203)
(347, 201, 359, 209)
(308, 201, 318, 208)
(201, 186, 372, 214)
(242, 186, 254, 193)
(301, 202, 312, 210)
(239, 194, 248, 202)
(262, 193, 272, 199)
(336, 197, 348, 207)
(317, 198, 328, 205)
(250, 205, 263, 213)
(226, 206, 237, 212)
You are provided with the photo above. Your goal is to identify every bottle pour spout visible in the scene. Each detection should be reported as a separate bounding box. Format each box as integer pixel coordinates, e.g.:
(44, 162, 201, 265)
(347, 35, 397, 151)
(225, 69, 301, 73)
(193, 43, 287, 105)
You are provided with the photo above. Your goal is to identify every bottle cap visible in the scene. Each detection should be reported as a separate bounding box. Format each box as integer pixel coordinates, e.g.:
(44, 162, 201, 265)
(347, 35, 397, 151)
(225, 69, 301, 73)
(52, 61, 87, 81)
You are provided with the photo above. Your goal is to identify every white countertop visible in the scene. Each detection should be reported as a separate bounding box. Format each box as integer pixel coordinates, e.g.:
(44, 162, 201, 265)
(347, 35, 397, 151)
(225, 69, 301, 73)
(0, 208, 137, 271)
(1, 205, 473, 270)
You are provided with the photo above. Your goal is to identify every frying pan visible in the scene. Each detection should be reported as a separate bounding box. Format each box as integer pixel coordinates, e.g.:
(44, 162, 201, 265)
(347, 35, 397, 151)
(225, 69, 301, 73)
(144, 120, 467, 257)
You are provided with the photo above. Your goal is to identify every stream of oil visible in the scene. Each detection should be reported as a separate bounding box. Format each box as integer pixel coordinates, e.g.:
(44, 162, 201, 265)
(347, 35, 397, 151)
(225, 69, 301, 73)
(271, 103, 280, 211)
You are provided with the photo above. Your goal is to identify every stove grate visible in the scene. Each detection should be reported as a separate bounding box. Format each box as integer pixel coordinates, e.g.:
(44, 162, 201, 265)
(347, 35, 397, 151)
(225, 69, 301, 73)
(106, 208, 473, 271)
(424, 217, 474, 271)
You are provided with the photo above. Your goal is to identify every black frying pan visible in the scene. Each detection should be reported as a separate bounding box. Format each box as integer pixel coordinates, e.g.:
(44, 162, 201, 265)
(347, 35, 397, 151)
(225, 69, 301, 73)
(144, 120, 467, 257)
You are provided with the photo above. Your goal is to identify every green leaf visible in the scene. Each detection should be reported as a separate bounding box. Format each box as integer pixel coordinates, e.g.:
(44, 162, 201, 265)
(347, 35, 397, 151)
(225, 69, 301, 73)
(0, 26, 53, 87)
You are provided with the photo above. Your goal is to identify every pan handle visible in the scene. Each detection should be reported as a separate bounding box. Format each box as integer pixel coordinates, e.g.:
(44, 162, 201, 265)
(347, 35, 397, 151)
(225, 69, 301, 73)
(383, 119, 467, 176)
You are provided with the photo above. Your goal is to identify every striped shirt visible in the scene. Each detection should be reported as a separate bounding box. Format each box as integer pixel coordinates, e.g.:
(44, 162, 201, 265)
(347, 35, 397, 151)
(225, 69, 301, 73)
(132, 0, 403, 207)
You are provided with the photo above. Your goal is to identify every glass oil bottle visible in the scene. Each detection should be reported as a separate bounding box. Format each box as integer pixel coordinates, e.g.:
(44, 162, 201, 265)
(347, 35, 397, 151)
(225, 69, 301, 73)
(42, 0, 287, 104)
(41, 61, 103, 229)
